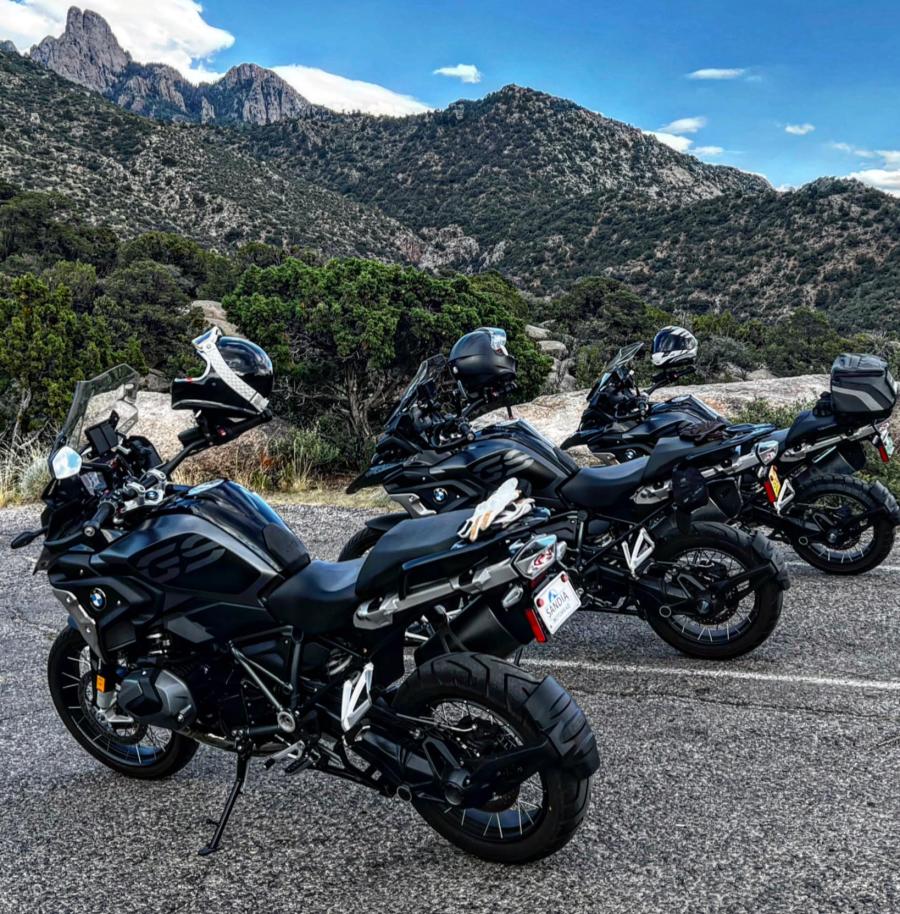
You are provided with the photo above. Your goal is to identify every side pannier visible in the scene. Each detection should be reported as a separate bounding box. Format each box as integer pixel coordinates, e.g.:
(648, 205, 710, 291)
(830, 354, 898, 421)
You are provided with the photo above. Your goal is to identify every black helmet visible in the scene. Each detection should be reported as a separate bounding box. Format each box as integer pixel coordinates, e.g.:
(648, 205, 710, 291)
(652, 326, 698, 368)
(448, 327, 517, 397)
(171, 326, 273, 418)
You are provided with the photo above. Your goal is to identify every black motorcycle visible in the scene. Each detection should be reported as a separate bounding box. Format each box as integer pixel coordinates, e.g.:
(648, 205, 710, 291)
(341, 352, 789, 661)
(15, 334, 599, 864)
(563, 343, 900, 575)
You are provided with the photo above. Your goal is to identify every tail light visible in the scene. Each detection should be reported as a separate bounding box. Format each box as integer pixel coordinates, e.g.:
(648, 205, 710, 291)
(512, 534, 559, 579)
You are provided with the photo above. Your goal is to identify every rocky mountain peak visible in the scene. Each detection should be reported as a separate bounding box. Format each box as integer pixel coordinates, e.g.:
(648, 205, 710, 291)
(26, 8, 309, 126)
(0, 39, 17, 55)
(30, 6, 130, 93)
(209, 63, 312, 125)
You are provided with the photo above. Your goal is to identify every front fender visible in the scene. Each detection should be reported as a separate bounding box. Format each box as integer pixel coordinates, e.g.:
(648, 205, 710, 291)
(522, 675, 599, 778)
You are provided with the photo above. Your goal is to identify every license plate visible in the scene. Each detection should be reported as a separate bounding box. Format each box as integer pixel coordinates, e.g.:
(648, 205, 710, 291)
(767, 466, 782, 500)
(882, 431, 895, 458)
(534, 572, 581, 635)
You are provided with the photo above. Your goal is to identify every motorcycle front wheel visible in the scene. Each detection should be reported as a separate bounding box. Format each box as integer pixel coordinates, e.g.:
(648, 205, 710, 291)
(643, 523, 784, 660)
(48, 626, 198, 779)
(392, 653, 592, 864)
(785, 474, 896, 575)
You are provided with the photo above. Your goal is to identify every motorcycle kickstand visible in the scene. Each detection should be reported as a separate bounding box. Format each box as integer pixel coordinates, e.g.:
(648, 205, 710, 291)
(199, 745, 251, 857)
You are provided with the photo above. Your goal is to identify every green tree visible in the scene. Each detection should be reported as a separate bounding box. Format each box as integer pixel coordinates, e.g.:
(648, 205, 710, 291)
(0, 275, 123, 443)
(224, 257, 548, 444)
(97, 260, 202, 371)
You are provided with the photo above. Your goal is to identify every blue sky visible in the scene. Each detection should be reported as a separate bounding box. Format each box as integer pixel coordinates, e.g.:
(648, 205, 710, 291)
(2, 0, 898, 193)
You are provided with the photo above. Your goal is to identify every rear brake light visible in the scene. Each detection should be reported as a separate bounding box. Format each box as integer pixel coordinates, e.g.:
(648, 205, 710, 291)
(524, 607, 547, 643)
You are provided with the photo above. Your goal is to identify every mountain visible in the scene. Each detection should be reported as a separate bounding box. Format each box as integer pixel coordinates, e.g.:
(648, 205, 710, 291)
(3, 10, 900, 331)
(29, 7, 311, 125)
(0, 47, 416, 259)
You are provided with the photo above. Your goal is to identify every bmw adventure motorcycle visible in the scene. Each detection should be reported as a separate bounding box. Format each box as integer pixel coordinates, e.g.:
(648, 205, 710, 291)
(13, 331, 599, 864)
(341, 351, 789, 661)
(563, 343, 900, 575)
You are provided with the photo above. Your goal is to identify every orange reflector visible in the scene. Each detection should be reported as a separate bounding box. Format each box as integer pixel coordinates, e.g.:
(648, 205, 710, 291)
(95, 674, 109, 693)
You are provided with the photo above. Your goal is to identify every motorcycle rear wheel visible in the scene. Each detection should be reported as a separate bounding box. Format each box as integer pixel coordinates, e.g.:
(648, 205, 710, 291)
(644, 524, 783, 660)
(392, 653, 592, 864)
(785, 475, 895, 575)
(48, 626, 198, 779)
(338, 525, 384, 561)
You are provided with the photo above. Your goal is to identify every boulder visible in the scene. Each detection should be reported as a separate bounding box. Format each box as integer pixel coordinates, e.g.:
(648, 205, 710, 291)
(478, 374, 830, 447)
(525, 324, 551, 341)
(131, 392, 286, 481)
(538, 339, 568, 358)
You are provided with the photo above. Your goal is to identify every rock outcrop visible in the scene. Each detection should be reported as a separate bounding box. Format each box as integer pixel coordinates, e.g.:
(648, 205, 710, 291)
(31, 7, 130, 93)
(479, 374, 830, 449)
(29, 7, 311, 126)
(131, 392, 286, 480)
(0, 40, 18, 55)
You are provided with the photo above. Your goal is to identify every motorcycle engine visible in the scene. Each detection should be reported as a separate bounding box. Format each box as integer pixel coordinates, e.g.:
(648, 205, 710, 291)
(117, 668, 197, 730)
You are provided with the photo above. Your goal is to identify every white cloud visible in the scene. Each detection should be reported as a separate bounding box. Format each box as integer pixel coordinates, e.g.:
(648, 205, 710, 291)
(433, 63, 482, 84)
(0, 1, 431, 115)
(847, 169, 900, 196)
(830, 144, 900, 195)
(687, 67, 747, 80)
(785, 123, 815, 136)
(659, 115, 707, 135)
(829, 141, 877, 158)
(274, 65, 430, 116)
(0, 0, 234, 82)
(649, 131, 694, 153)
(694, 145, 724, 157)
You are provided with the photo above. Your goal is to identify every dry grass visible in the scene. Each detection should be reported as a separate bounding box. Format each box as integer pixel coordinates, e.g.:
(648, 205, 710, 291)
(0, 440, 50, 507)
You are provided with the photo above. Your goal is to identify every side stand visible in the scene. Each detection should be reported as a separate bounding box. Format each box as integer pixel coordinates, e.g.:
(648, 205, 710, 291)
(199, 748, 251, 856)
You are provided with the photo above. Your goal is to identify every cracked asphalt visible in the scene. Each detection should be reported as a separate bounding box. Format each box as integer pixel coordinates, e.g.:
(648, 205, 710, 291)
(0, 503, 897, 914)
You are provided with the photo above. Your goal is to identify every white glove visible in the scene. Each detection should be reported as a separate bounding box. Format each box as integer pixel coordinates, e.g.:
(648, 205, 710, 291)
(458, 478, 522, 542)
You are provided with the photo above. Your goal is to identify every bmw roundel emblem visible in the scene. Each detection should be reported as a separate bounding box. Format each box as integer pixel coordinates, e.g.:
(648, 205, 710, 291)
(433, 487, 448, 504)
(88, 588, 106, 611)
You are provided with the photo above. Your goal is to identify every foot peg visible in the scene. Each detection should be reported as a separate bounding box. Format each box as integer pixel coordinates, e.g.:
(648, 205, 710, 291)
(340, 663, 373, 732)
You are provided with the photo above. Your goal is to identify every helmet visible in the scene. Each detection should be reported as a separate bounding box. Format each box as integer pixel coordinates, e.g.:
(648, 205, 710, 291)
(448, 327, 517, 397)
(651, 326, 698, 367)
(171, 326, 273, 418)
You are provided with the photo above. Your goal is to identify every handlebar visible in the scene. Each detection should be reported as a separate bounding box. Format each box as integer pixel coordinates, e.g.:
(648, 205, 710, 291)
(83, 500, 116, 539)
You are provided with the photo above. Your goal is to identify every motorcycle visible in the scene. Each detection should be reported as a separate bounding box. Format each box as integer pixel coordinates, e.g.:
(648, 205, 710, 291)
(562, 344, 900, 575)
(13, 339, 599, 864)
(341, 355, 790, 661)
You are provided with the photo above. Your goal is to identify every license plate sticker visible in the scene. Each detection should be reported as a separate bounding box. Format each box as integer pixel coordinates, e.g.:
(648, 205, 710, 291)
(767, 466, 782, 499)
(534, 572, 581, 635)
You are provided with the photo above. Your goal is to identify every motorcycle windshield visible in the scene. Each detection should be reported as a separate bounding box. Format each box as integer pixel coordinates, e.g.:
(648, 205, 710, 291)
(52, 364, 141, 458)
(384, 355, 448, 432)
(590, 341, 645, 396)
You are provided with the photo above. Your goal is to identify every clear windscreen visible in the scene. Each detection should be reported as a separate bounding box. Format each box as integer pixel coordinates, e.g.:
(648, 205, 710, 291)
(54, 364, 141, 456)
(597, 342, 644, 389)
(385, 355, 449, 430)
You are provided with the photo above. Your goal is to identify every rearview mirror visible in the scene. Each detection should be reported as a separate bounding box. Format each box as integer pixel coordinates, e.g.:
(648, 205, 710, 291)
(50, 446, 83, 480)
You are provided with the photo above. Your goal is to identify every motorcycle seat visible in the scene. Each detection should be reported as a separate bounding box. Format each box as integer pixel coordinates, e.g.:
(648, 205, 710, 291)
(784, 410, 841, 449)
(559, 458, 651, 509)
(355, 509, 472, 599)
(267, 558, 365, 634)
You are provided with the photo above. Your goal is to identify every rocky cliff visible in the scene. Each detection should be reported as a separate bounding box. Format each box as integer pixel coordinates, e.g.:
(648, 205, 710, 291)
(29, 7, 311, 125)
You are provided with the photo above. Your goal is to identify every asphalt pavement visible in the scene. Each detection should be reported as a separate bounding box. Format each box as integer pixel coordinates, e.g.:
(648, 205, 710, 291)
(0, 503, 897, 914)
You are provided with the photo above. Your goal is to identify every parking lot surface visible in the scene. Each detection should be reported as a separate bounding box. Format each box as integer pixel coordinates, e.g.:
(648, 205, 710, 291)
(0, 503, 897, 914)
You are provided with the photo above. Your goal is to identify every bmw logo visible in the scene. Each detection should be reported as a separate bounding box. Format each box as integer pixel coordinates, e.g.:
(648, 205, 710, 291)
(433, 487, 448, 504)
(88, 588, 106, 611)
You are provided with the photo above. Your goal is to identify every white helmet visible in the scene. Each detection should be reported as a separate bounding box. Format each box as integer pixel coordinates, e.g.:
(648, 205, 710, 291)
(651, 326, 698, 367)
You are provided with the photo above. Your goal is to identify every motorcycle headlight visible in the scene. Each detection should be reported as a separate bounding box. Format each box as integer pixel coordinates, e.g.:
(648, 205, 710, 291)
(755, 439, 779, 466)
